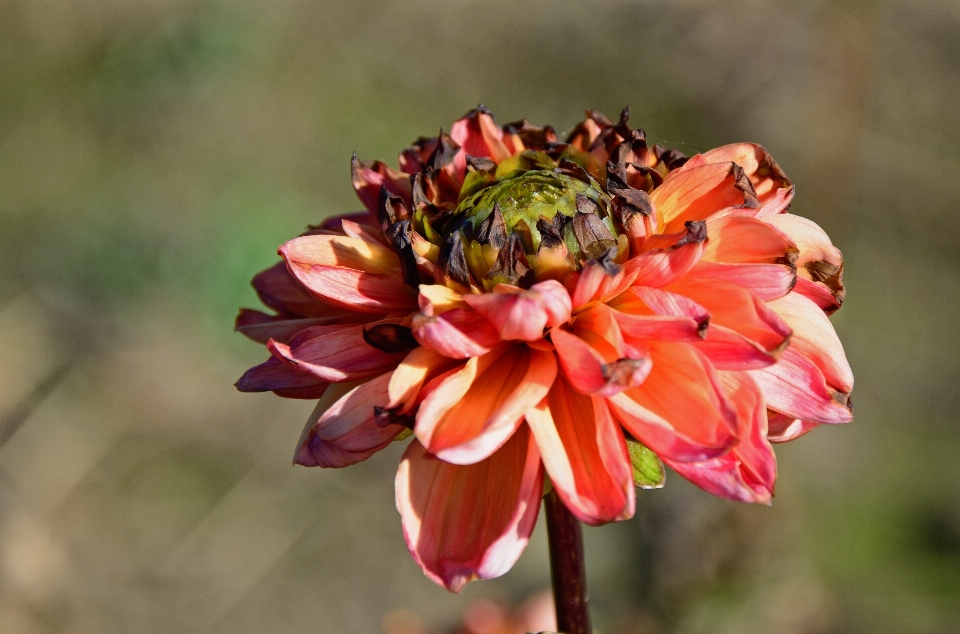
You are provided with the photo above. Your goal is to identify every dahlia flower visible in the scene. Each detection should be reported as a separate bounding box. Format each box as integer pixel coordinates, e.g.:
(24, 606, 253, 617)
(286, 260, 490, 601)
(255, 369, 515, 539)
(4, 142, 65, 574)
(236, 106, 852, 593)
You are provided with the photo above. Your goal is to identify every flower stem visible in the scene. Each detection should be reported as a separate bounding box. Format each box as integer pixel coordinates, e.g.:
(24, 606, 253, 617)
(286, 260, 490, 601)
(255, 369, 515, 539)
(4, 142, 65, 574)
(545, 489, 591, 634)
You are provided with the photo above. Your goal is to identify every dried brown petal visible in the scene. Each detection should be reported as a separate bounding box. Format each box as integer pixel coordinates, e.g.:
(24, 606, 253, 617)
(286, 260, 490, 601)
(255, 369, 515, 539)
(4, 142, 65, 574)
(385, 220, 422, 287)
(574, 195, 617, 259)
(437, 231, 472, 286)
(476, 204, 508, 248)
(363, 323, 419, 353)
(429, 129, 460, 170)
(732, 163, 762, 209)
(487, 233, 534, 287)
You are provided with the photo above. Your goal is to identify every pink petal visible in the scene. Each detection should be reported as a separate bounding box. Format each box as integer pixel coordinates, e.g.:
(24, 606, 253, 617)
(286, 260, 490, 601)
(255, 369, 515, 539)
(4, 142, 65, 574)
(751, 348, 853, 424)
(793, 277, 842, 313)
(463, 281, 572, 342)
(294, 375, 404, 468)
(285, 264, 417, 313)
(768, 292, 853, 393)
(235, 356, 328, 398)
(608, 342, 738, 462)
(235, 309, 365, 344)
(525, 380, 635, 525)
(684, 260, 796, 302)
(415, 346, 558, 465)
(267, 323, 408, 382)
(315, 211, 379, 232)
(411, 308, 502, 359)
(694, 324, 778, 370)
(768, 413, 819, 443)
(352, 156, 412, 215)
(395, 427, 543, 593)
(251, 261, 329, 317)
(665, 371, 776, 504)
(450, 108, 512, 178)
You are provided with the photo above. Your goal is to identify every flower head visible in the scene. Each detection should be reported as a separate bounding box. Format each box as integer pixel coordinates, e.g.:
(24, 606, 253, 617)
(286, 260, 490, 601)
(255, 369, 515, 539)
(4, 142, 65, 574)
(236, 106, 853, 592)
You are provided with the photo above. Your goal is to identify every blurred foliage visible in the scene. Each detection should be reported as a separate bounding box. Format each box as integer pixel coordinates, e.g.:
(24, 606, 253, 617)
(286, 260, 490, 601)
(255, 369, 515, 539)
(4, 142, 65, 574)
(1, 0, 959, 633)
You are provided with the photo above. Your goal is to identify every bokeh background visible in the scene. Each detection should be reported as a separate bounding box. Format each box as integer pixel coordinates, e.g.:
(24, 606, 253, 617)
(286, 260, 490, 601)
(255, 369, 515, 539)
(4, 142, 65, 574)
(1, 0, 959, 632)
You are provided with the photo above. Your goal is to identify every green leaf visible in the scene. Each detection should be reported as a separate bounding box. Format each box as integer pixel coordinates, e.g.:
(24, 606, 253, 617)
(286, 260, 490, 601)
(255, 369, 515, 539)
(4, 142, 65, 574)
(626, 439, 665, 489)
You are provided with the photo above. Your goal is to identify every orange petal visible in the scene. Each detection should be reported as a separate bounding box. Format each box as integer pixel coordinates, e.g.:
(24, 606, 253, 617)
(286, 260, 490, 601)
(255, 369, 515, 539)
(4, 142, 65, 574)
(702, 215, 798, 265)
(295, 375, 404, 468)
(608, 342, 738, 462)
(281, 234, 400, 276)
(415, 346, 558, 464)
(395, 428, 543, 593)
(697, 142, 793, 205)
(650, 162, 745, 233)
(667, 278, 792, 353)
(665, 371, 776, 504)
(387, 346, 463, 412)
(551, 328, 650, 397)
(526, 380, 634, 525)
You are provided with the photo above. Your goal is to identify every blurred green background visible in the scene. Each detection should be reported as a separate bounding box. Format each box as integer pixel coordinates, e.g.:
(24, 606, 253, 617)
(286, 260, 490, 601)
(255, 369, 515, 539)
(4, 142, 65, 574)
(1, 0, 959, 632)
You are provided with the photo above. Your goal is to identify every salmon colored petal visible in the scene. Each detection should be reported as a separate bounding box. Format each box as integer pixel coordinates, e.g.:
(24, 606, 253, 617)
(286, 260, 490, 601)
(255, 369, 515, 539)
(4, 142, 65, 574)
(235, 356, 328, 396)
(684, 261, 796, 302)
(608, 342, 738, 462)
(418, 284, 468, 314)
(551, 328, 650, 397)
(768, 292, 853, 393)
(463, 281, 572, 342)
(526, 380, 635, 525)
(665, 371, 776, 504)
(607, 286, 708, 344)
(751, 348, 853, 424)
(702, 215, 798, 265)
(388, 347, 463, 412)
(295, 375, 404, 468)
(764, 214, 845, 313)
(650, 162, 746, 232)
(267, 323, 408, 382)
(567, 260, 636, 309)
(697, 142, 793, 205)
(667, 278, 791, 353)
(411, 308, 501, 359)
(395, 428, 543, 593)
(281, 235, 400, 275)
(416, 346, 557, 464)
(352, 156, 412, 215)
(625, 225, 707, 288)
